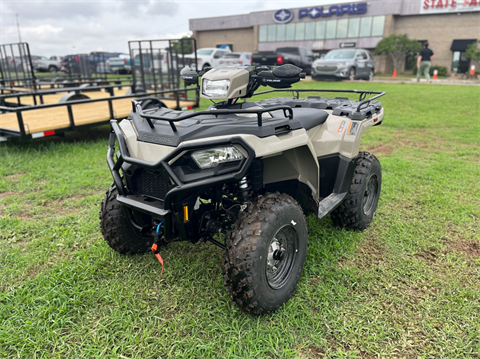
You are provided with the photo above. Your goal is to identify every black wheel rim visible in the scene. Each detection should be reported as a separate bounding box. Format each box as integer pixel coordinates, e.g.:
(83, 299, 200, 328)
(363, 174, 379, 216)
(266, 224, 298, 290)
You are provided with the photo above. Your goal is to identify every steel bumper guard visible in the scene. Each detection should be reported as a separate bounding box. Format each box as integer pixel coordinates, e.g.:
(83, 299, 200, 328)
(107, 119, 255, 240)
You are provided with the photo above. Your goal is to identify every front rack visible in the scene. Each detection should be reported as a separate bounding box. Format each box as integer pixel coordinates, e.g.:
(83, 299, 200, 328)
(132, 100, 294, 131)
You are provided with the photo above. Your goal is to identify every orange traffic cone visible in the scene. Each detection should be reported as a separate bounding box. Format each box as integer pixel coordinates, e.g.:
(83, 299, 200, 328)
(433, 69, 438, 79)
(393, 69, 397, 78)
(471, 65, 476, 76)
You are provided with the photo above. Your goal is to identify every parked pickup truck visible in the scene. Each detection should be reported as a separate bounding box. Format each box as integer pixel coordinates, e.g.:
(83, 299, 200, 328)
(36, 56, 63, 72)
(109, 54, 131, 74)
(252, 47, 314, 75)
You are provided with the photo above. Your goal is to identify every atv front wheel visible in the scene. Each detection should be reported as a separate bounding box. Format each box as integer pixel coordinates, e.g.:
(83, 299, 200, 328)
(224, 193, 308, 314)
(99, 186, 154, 255)
(331, 152, 382, 230)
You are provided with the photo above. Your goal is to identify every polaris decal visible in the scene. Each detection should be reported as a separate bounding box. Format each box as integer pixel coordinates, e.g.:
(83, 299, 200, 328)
(337, 120, 346, 133)
(141, 133, 173, 144)
(299, 2, 367, 18)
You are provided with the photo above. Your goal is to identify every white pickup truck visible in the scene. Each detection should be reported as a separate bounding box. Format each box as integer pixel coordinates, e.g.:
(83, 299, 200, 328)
(183, 48, 231, 71)
(36, 56, 63, 72)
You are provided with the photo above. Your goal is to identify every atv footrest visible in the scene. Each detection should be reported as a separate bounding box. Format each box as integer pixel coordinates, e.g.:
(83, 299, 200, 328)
(317, 192, 347, 220)
(116, 194, 170, 218)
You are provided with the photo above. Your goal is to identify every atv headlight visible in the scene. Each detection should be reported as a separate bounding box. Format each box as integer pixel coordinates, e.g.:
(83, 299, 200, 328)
(202, 79, 230, 97)
(191, 146, 243, 169)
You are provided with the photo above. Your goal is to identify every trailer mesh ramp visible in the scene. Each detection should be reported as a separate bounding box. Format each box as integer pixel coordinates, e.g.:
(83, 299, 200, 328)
(0, 99, 194, 134)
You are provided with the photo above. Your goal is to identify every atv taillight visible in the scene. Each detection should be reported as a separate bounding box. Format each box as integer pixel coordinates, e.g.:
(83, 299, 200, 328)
(276, 55, 284, 65)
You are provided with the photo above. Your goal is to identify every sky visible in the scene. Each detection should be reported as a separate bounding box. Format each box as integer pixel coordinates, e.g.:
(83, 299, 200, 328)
(0, 0, 353, 56)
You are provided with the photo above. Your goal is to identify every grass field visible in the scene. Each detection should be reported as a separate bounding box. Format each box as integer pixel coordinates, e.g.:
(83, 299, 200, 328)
(1, 81, 479, 358)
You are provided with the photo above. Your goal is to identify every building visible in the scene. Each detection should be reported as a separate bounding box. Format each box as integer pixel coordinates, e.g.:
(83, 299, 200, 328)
(190, 0, 480, 74)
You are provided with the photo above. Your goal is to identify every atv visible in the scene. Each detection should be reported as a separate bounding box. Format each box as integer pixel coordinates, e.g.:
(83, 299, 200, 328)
(100, 63, 385, 314)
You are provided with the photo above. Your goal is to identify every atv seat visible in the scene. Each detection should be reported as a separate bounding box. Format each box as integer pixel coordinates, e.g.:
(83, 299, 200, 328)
(271, 107, 329, 130)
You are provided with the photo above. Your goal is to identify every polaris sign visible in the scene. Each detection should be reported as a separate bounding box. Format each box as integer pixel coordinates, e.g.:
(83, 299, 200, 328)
(299, 2, 367, 18)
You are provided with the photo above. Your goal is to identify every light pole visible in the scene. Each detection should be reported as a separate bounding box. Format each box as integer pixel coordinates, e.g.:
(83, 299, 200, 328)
(16, 14, 22, 43)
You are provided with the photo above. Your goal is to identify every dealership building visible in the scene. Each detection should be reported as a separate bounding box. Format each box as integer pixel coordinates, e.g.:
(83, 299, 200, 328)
(190, 0, 480, 74)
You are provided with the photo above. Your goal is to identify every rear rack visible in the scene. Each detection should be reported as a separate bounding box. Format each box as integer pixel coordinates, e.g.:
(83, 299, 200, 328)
(132, 100, 294, 131)
(253, 88, 385, 113)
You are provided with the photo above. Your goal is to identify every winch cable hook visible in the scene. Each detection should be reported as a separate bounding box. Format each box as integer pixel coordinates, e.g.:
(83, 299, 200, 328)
(151, 222, 164, 274)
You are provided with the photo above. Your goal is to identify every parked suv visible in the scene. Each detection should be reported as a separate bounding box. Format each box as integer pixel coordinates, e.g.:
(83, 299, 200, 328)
(311, 49, 375, 81)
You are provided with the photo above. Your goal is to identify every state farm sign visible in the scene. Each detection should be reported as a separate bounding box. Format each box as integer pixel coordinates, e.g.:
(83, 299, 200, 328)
(421, 0, 480, 14)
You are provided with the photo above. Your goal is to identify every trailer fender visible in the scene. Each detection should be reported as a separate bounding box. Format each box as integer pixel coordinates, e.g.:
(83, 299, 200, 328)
(58, 92, 91, 103)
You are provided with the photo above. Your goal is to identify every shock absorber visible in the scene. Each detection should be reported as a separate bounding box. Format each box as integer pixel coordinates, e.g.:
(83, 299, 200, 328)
(239, 176, 252, 203)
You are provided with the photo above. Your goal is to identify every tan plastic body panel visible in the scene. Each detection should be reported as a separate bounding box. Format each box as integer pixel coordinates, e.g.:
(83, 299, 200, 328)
(119, 107, 384, 201)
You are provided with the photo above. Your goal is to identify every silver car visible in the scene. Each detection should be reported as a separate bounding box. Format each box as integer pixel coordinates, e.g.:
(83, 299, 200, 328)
(311, 49, 375, 81)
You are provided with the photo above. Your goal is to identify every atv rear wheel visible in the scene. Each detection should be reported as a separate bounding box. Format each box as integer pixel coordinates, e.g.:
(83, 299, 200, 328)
(224, 193, 308, 314)
(99, 186, 153, 255)
(331, 152, 382, 230)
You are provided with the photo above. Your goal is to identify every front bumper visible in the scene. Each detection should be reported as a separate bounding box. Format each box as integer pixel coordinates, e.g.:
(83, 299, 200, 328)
(107, 120, 255, 240)
(311, 65, 350, 79)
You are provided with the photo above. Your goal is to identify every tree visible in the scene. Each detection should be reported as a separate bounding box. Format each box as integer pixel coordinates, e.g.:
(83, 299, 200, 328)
(171, 36, 194, 55)
(465, 41, 480, 62)
(374, 34, 422, 72)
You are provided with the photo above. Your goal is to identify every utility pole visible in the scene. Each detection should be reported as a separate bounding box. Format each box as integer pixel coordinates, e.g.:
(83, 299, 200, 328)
(16, 14, 22, 43)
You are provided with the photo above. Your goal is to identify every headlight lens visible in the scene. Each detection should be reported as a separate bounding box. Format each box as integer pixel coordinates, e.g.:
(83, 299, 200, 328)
(202, 79, 230, 97)
(191, 146, 243, 169)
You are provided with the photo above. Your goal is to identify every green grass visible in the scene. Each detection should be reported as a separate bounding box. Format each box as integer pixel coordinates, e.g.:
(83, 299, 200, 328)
(1, 81, 479, 358)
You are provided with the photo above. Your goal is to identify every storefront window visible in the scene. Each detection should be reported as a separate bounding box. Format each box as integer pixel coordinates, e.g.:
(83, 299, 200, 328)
(315, 21, 326, 39)
(326, 20, 337, 39)
(348, 18, 360, 38)
(359, 17, 372, 37)
(371, 16, 385, 37)
(337, 19, 348, 39)
(285, 23, 295, 41)
(267, 24, 276, 42)
(277, 24, 286, 42)
(305, 22, 315, 41)
(295, 23, 306, 41)
(259, 25, 267, 42)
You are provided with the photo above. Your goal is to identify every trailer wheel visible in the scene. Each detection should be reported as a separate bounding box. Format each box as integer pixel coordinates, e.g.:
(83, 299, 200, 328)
(224, 192, 308, 314)
(331, 151, 382, 230)
(99, 186, 153, 255)
(141, 99, 166, 110)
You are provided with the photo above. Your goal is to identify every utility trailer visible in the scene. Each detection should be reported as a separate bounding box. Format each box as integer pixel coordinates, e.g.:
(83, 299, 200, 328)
(0, 38, 199, 141)
(0, 88, 197, 141)
(0, 42, 131, 92)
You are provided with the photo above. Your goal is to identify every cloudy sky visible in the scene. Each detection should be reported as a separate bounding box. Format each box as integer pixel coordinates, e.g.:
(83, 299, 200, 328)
(0, 0, 352, 56)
